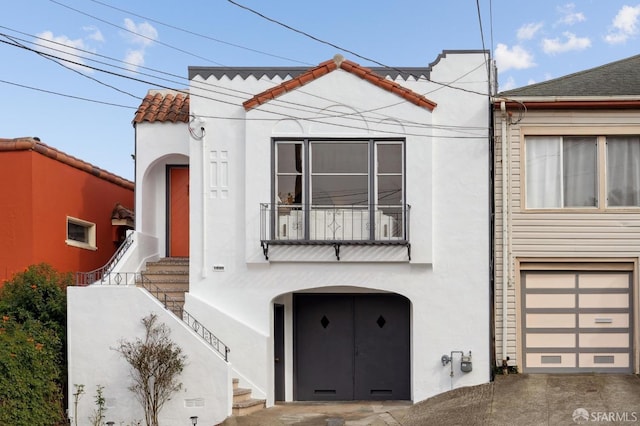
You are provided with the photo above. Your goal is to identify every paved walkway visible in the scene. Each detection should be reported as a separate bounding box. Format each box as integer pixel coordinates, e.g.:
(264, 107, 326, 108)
(221, 374, 640, 426)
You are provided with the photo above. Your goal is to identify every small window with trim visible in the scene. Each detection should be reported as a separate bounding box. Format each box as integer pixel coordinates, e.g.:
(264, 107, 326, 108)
(66, 217, 97, 250)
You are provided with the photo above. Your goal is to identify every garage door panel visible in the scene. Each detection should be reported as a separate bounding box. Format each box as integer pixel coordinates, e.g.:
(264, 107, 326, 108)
(522, 270, 632, 373)
(578, 333, 630, 348)
(526, 313, 575, 328)
(525, 274, 575, 288)
(526, 353, 576, 368)
(579, 293, 628, 309)
(526, 333, 576, 348)
(526, 293, 575, 309)
(579, 274, 629, 289)
(579, 313, 629, 328)
(578, 353, 629, 368)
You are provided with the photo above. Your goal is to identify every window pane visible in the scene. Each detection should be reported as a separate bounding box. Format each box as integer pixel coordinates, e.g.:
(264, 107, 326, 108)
(312, 143, 368, 173)
(277, 143, 302, 173)
(311, 175, 368, 205)
(563, 137, 597, 207)
(277, 176, 302, 205)
(526, 137, 562, 208)
(377, 144, 402, 173)
(607, 136, 640, 207)
(378, 175, 402, 205)
(68, 222, 88, 243)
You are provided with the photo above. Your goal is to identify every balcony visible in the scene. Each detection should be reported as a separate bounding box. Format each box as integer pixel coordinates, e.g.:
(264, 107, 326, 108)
(259, 204, 411, 260)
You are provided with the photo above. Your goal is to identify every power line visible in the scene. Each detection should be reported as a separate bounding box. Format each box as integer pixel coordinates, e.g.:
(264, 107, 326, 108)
(86, 0, 312, 66)
(49, 0, 225, 65)
(0, 32, 488, 137)
(226, 0, 490, 97)
(0, 78, 135, 109)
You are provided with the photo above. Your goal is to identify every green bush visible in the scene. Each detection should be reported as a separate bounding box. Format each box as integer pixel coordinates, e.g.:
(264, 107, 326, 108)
(0, 263, 71, 425)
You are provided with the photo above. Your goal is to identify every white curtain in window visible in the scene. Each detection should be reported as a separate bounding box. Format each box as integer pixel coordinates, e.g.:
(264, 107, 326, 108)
(607, 136, 640, 206)
(526, 136, 561, 208)
(563, 138, 597, 207)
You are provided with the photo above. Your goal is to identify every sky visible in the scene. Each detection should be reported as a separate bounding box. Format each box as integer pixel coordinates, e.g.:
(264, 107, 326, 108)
(1, 1, 639, 181)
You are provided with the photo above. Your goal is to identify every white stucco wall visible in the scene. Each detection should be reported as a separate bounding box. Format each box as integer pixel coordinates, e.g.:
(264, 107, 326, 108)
(184, 51, 491, 403)
(67, 286, 231, 426)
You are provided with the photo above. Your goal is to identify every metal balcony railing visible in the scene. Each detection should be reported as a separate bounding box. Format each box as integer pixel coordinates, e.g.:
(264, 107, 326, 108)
(259, 203, 411, 260)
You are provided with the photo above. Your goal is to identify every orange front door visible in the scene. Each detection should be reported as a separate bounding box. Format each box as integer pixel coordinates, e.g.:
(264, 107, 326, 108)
(169, 167, 189, 257)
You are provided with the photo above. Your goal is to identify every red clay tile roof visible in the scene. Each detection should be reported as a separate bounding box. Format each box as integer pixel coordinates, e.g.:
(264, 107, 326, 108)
(133, 90, 190, 124)
(0, 137, 134, 190)
(111, 202, 134, 221)
(243, 55, 437, 111)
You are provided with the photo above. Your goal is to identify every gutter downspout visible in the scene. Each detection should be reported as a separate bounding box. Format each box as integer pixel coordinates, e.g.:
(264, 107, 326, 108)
(500, 100, 510, 367)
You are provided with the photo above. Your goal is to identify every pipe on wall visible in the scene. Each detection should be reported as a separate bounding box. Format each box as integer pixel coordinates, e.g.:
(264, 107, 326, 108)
(500, 100, 510, 366)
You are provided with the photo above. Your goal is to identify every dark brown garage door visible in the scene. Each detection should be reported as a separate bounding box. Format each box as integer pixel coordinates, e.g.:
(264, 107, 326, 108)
(294, 294, 410, 401)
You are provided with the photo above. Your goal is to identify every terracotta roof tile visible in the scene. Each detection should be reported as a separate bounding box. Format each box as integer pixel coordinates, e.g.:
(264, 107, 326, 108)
(133, 90, 190, 124)
(0, 137, 134, 190)
(243, 55, 437, 111)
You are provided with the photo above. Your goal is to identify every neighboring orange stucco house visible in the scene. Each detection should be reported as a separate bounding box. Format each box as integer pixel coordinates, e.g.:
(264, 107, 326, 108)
(0, 137, 134, 283)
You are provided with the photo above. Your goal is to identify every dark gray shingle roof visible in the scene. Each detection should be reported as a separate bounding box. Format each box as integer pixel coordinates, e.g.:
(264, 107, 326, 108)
(500, 54, 640, 97)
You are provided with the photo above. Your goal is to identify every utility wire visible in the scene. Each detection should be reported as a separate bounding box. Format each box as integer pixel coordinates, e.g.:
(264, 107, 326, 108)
(1, 33, 138, 99)
(0, 78, 135, 109)
(85, 0, 312, 66)
(50, 0, 225, 65)
(0, 31, 488, 136)
(226, 0, 489, 97)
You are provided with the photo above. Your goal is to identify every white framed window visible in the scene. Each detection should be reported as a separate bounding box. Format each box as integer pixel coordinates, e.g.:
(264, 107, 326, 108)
(525, 135, 640, 209)
(66, 216, 97, 250)
(273, 138, 405, 240)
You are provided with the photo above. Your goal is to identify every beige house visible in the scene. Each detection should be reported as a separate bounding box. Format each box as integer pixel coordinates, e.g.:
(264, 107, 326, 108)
(494, 54, 640, 373)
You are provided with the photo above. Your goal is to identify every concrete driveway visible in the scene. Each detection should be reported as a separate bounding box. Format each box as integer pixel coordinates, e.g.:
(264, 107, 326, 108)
(222, 374, 640, 426)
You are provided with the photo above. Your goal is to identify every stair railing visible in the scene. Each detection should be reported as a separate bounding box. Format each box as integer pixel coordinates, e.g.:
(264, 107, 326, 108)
(182, 310, 230, 362)
(75, 232, 134, 286)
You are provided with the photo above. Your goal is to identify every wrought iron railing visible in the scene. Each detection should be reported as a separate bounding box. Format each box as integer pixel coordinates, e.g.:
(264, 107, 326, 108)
(260, 203, 410, 242)
(79, 270, 230, 362)
(75, 232, 134, 286)
(183, 310, 230, 361)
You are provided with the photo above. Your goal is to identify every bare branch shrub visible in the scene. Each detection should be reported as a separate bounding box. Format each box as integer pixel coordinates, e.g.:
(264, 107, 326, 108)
(116, 314, 186, 426)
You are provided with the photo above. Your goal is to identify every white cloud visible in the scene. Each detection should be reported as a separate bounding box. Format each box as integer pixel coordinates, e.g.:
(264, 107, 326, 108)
(500, 76, 516, 91)
(120, 19, 158, 73)
(557, 3, 586, 25)
(83, 26, 104, 43)
(517, 22, 543, 40)
(123, 18, 158, 47)
(34, 31, 93, 72)
(495, 43, 536, 72)
(605, 5, 640, 44)
(124, 49, 145, 72)
(527, 79, 537, 86)
(542, 31, 591, 54)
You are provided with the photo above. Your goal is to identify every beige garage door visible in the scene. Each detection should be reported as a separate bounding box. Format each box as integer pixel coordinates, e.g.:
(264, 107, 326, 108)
(522, 271, 633, 373)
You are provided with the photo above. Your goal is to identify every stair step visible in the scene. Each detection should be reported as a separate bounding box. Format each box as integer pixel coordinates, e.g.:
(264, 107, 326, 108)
(233, 387, 253, 403)
(232, 398, 266, 416)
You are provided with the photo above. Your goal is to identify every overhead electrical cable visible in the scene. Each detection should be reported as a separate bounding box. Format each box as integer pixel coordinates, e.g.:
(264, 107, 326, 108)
(85, 0, 312, 66)
(226, 0, 489, 97)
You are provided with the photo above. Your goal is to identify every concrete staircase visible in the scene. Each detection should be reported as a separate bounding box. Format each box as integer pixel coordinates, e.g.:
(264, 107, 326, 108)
(138, 257, 189, 316)
(232, 378, 266, 416)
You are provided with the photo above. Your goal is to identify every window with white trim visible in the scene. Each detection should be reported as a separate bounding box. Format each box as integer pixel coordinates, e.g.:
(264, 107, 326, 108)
(66, 217, 97, 250)
(525, 135, 640, 209)
(273, 139, 406, 241)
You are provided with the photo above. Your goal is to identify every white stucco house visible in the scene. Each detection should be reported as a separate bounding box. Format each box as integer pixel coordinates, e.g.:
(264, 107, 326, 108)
(68, 50, 493, 425)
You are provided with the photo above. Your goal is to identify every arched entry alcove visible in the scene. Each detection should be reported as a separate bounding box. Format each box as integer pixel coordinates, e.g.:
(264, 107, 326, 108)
(272, 288, 411, 402)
